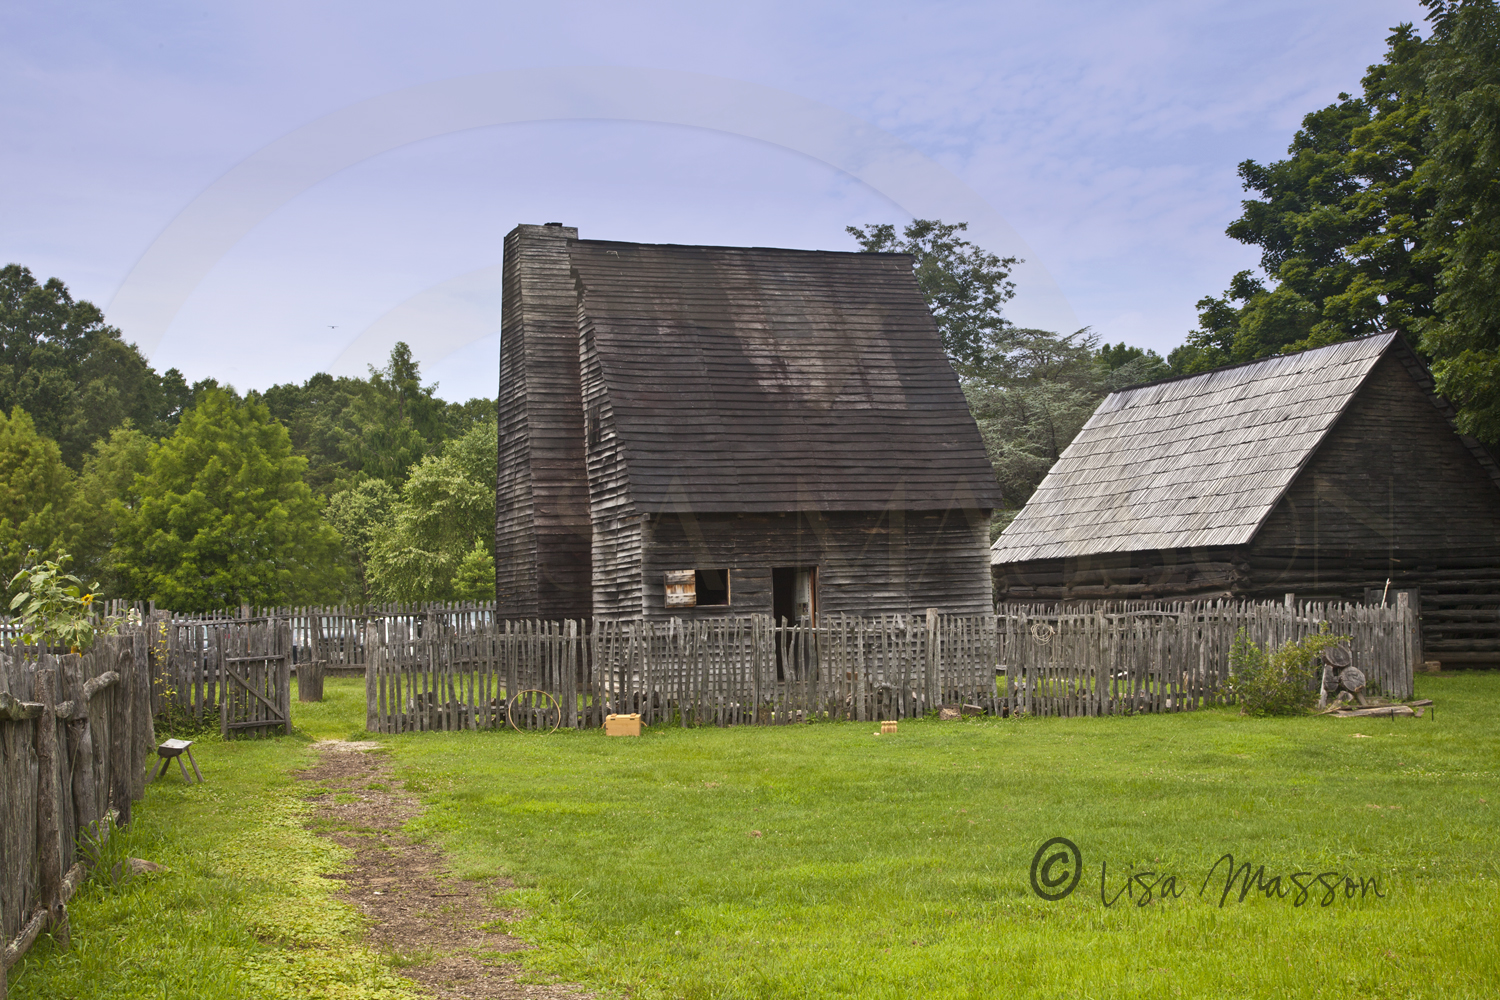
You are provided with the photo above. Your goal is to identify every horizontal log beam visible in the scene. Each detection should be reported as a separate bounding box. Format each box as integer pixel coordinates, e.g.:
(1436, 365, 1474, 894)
(0, 692, 43, 722)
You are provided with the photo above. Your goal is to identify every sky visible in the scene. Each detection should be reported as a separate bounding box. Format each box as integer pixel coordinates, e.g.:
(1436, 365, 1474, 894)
(2, 0, 1429, 402)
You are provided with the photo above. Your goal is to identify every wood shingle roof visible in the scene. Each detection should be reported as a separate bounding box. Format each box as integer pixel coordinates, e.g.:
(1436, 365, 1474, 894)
(569, 240, 1002, 513)
(991, 334, 1399, 564)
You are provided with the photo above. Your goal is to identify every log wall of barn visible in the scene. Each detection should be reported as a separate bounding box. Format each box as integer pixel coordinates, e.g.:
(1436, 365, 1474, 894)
(1247, 351, 1500, 658)
(494, 224, 593, 619)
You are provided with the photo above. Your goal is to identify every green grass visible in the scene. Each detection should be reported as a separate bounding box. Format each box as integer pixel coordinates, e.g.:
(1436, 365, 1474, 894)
(7, 681, 418, 1000)
(389, 673, 1500, 999)
(292, 673, 374, 741)
(12, 675, 1499, 999)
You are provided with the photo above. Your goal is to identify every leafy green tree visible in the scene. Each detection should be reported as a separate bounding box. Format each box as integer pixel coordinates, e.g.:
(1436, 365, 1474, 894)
(70, 425, 156, 594)
(367, 422, 497, 602)
(1417, 0, 1500, 441)
(1174, 25, 1438, 373)
(0, 265, 192, 467)
(112, 390, 343, 611)
(848, 220, 1020, 373)
(260, 371, 374, 494)
(452, 538, 497, 603)
(324, 478, 398, 603)
(0, 406, 76, 599)
(961, 328, 1109, 538)
(261, 343, 495, 495)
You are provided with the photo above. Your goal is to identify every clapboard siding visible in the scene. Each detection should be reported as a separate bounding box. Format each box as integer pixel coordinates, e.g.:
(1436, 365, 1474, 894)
(626, 508, 994, 621)
(581, 304, 644, 619)
(494, 224, 593, 620)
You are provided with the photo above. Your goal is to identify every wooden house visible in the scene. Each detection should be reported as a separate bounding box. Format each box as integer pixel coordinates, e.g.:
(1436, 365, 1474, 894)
(495, 223, 1001, 621)
(990, 333, 1500, 664)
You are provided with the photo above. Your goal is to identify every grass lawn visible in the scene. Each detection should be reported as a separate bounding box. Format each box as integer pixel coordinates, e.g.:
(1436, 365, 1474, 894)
(6, 679, 421, 1000)
(9, 673, 1499, 999)
(392, 673, 1500, 1000)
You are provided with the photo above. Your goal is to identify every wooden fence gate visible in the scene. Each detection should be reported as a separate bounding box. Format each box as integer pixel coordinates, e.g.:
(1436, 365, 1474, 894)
(217, 620, 292, 739)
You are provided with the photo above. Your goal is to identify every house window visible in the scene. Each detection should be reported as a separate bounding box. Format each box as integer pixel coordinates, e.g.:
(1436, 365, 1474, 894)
(663, 569, 731, 608)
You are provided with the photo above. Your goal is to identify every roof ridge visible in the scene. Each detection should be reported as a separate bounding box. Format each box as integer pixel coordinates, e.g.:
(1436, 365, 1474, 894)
(1109, 331, 1399, 396)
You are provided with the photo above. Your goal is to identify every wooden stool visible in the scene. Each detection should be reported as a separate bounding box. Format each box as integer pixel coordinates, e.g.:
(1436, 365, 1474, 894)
(152, 739, 203, 784)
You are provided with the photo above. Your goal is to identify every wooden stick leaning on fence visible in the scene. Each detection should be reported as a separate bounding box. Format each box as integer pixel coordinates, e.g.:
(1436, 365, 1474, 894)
(1, 810, 118, 993)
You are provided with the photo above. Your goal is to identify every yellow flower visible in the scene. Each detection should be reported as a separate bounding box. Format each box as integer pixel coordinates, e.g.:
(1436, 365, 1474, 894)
(82, 593, 94, 605)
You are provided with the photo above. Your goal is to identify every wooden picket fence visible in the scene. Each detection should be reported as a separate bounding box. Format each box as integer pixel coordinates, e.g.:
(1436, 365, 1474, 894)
(0, 635, 154, 996)
(999, 596, 1418, 717)
(364, 611, 1001, 733)
(135, 601, 495, 671)
(139, 613, 293, 738)
(363, 597, 1418, 732)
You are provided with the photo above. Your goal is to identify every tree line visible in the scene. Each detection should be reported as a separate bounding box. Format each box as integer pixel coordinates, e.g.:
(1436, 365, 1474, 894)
(1, 263, 494, 611)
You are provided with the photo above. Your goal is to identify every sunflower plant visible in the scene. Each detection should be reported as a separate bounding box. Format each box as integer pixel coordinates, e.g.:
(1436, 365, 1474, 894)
(7, 551, 107, 653)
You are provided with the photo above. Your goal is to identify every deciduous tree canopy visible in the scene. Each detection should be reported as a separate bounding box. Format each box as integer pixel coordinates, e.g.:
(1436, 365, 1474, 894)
(0, 406, 76, 596)
(847, 219, 1020, 374)
(1180, 2, 1500, 443)
(0, 265, 193, 467)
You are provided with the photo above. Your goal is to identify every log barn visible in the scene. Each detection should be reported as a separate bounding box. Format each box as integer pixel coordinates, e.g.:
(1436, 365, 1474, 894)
(990, 333, 1500, 664)
(496, 223, 1001, 621)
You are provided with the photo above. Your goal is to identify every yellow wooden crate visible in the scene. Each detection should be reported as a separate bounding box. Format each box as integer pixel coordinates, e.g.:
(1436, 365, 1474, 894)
(605, 713, 642, 737)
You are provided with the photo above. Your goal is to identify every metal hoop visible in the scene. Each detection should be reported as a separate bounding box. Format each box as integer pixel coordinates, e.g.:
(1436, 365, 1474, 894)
(506, 688, 562, 734)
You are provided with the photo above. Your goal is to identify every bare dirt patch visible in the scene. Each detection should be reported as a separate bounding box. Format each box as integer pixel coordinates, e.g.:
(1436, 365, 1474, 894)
(299, 740, 593, 999)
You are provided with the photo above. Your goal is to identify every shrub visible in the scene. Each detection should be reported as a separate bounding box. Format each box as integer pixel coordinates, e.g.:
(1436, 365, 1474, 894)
(1228, 626, 1350, 717)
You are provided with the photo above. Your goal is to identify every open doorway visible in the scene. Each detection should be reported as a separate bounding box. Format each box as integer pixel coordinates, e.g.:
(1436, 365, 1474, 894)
(771, 566, 817, 625)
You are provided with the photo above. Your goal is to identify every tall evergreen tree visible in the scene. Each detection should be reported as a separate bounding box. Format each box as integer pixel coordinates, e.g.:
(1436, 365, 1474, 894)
(112, 390, 343, 611)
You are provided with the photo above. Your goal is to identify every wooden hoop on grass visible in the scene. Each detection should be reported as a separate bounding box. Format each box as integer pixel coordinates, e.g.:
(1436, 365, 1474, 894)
(506, 689, 562, 734)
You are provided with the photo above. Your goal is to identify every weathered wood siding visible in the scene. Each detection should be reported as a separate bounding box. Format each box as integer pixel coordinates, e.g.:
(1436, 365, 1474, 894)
(494, 224, 592, 619)
(994, 548, 1246, 602)
(1249, 351, 1500, 658)
(623, 508, 994, 620)
(994, 350, 1500, 659)
(580, 308, 644, 618)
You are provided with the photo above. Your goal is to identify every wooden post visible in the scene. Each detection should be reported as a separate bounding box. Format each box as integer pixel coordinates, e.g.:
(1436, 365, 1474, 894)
(131, 626, 152, 801)
(925, 608, 939, 715)
(298, 659, 325, 702)
(113, 637, 138, 826)
(365, 621, 380, 733)
(65, 655, 98, 840)
(33, 663, 70, 950)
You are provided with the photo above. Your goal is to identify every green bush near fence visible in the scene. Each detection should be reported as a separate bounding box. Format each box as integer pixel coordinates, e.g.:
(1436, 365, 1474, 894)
(1227, 626, 1351, 716)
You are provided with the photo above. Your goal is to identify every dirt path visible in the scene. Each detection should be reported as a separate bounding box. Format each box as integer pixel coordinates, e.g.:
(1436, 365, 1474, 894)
(299, 741, 594, 999)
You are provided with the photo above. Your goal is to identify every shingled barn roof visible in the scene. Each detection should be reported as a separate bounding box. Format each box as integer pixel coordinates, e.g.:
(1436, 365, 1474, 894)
(570, 240, 1002, 513)
(991, 333, 1404, 564)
